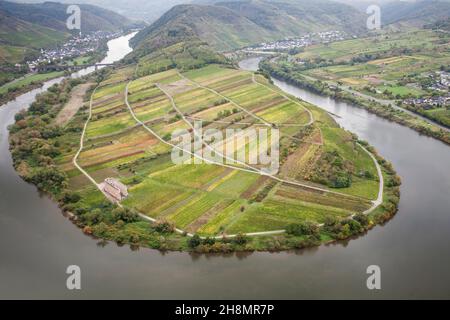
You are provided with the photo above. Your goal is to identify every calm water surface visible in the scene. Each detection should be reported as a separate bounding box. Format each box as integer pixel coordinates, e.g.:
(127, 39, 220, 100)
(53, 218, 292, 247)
(0, 53, 449, 299)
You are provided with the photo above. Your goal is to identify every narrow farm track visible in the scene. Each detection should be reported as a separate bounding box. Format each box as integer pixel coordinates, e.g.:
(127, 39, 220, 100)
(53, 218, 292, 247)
(176, 70, 272, 127)
(73, 66, 385, 239)
(73, 85, 102, 189)
(156, 82, 264, 175)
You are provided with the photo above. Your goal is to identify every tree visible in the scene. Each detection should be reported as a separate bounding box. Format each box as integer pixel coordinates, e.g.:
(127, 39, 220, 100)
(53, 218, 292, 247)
(62, 192, 81, 204)
(112, 207, 139, 223)
(188, 235, 201, 248)
(152, 220, 175, 233)
(232, 233, 248, 245)
(286, 221, 319, 237)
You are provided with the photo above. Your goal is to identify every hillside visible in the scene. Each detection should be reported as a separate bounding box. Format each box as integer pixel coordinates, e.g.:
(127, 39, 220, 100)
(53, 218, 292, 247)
(0, 10, 68, 49)
(381, 0, 450, 27)
(132, 0, 367, 52)
(0, 9, 69, 70)
(8, 0, 188, 22)
(0, 1, 136, 33)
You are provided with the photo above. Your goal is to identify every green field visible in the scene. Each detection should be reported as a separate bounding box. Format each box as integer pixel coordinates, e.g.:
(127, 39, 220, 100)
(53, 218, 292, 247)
(52, 60, 384, 237)
(0, 71, 64, 95)
(285, 29, 450, 127)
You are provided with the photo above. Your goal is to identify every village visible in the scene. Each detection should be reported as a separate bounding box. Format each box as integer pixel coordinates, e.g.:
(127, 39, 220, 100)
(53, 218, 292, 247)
(404, 71, 450, 109)
(404, 94, 450, 109)
(25, 31, 123, 72)
(427, 71, 450, 92)
(241, 30, 349, 53)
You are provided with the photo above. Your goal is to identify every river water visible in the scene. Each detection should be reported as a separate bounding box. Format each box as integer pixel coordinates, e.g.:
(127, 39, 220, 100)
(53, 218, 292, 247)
(0, 48, 449, 298)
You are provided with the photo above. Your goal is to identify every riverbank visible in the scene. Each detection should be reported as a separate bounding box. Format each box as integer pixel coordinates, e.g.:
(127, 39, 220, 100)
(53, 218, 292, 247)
(0, 41, 110, 106)
(259, 59, 450, 146)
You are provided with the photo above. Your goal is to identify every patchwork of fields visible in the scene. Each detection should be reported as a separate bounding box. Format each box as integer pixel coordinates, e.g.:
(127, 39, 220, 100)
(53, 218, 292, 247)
(60, 63, 380, 236)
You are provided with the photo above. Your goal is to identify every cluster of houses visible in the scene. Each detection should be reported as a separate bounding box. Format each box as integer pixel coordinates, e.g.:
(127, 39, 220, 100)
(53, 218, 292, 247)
(242, 30, 349, 52)
(404, 94, 450, 109)
(428, 71, 450, 92)
(25, 31, 121, 72)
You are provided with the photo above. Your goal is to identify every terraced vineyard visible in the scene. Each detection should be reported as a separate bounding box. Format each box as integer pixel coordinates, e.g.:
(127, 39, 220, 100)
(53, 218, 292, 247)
(56, 58, 387, 237)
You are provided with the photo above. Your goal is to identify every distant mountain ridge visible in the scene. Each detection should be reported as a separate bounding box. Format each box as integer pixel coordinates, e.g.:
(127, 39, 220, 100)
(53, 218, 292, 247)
(381, 0, 450, 27)
(132, 0, 368, 52)
(0, 1, 137, 33)
(0, 0, 138, 68)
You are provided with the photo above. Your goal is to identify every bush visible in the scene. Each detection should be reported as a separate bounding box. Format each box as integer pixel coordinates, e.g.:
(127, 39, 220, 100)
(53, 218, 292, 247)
(81, 209, 103, 225)
(188, 234, 202, 248)
(111, 207, 139, 223)
(202, 237, 216, 246)
(286, 221, 319, 237)
(62, 192, 81, 204)
(353, 213, 369, 227)
(152, 220, 175, 233)
(232, 233, 248, 245)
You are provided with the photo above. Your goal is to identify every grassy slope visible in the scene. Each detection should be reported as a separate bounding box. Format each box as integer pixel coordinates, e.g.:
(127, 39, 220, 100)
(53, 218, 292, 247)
(131, 1, 366, 52)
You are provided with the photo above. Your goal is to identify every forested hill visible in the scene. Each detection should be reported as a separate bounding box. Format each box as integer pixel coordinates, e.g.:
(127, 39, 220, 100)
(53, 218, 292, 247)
(131, 0, 367, 52)
(0, 1, 137, 34)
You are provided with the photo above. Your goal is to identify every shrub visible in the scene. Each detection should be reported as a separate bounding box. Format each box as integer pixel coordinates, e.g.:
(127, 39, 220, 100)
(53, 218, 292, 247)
(62, 191, 81, 204)
(111, 207, 139, 223)
(188, 235, 202, 248)
(353, 213, 369, 227)
(286, 221, 319, 237)
(202, 237, 216, 246)
(232, 233, 249, 245)
(152, 220, 175, 233)
(81, 209, 103, 225)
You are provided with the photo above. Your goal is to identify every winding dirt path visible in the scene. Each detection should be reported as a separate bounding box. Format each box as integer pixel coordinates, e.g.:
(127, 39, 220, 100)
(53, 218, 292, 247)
(73, 66, 384, 239)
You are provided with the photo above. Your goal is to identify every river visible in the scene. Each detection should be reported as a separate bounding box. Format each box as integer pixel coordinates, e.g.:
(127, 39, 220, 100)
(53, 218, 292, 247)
(0, 48, 449, 298)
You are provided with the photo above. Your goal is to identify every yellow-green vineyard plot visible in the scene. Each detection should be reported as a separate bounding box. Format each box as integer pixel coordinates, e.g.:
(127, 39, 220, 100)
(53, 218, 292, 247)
(207, 73, 251, 91)
(226, 198, 350, 234)
(189, 102, 237, 121)
(128, 86, 173, 122)
(149, 164, 228, 190)
(93, 82, 127, 100)
(274, 183, 372, 213)
(128, 86, 164, 104)
(173, 87, 224, 114)
(182, 65, 239, 83)
(78, 127, 159, 169)
(166, 193, 225, 228)
(92, 98, 125, 115)
(122, 178, 197, 218)
(256, 101, 310, 125)
(206, 170, 260, 198)
(196, 200, 246, 236)
(85, 109, 136, 138)
(85, 82, 136, 138)
(101, 66, 135, 86)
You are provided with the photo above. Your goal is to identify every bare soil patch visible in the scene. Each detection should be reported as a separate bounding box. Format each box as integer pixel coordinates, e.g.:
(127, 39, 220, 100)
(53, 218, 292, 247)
(56, 83, 93, 126)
